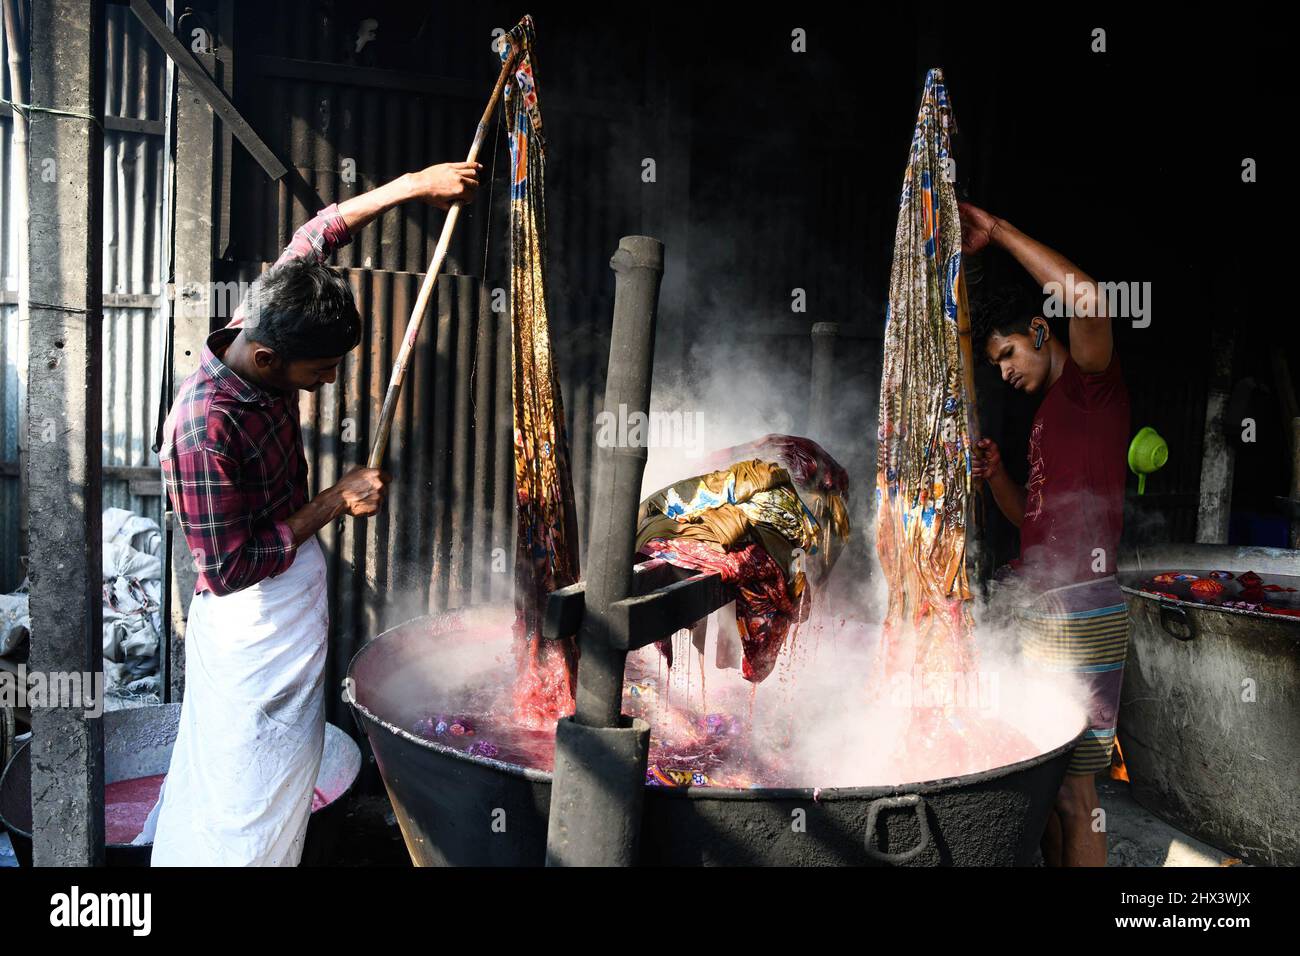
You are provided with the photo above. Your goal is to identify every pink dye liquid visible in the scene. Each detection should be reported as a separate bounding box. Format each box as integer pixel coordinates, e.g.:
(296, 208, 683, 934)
(409, 622, 1049, 789)
(104, 773, 165, 845)
(102, 775, 333, 845)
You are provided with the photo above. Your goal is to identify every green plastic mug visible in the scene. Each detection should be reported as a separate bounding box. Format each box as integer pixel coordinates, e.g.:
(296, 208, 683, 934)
(1127, 426, 1168, 495)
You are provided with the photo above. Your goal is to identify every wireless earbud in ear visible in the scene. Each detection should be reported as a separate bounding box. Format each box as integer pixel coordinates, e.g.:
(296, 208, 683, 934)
(1033, 324, 1046, 350)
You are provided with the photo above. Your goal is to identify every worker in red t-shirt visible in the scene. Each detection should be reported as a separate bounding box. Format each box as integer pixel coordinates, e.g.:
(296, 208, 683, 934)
(962, 202, 1132, 867)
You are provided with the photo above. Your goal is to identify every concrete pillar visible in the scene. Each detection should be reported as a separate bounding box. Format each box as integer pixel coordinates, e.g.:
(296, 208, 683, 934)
(810, 321, 838, 439)
(25, 0, 106, 867)
(166, 35, 219, 701)
(1195, 327, 1236, 543)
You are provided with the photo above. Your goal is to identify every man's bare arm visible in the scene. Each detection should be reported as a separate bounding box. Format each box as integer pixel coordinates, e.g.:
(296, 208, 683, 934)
(960, 203, 1114, 373)
(972, 438, 1026, 528)
(988, 472, 1027, 529)
(285, 467, 390, 546)
(337, 162, 483, 233)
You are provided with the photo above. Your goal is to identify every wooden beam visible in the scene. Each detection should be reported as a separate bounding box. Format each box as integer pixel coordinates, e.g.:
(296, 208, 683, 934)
(253, 54, 632, 121)
(610, 570, 732, 652)
(127, 0, 286, 180)
(26, 0, 106, 867)
(0, 461, 159, 482)
(543, 557, 734, 653)
(543, 558, 682, 640)
(0, 290, 162, 307)
(3, 102, 165, 136)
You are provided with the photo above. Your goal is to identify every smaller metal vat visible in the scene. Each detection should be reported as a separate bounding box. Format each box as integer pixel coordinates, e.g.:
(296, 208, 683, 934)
(0, 703, 361, 866)
(1118, 544, 1300, 866)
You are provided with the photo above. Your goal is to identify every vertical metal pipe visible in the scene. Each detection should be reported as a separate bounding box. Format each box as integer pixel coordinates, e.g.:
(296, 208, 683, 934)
(574, 236, 665, 726)
(546, 237, 664, 866)
(809, 321, 838, 440)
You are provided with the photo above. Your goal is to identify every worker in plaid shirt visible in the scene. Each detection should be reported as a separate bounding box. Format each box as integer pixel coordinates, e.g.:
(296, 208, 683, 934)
(147, 159, 482, 866)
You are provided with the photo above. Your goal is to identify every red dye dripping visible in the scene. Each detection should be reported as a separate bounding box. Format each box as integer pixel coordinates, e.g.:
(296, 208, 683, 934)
(103, 774, 333, 846)
(510, 615, 576, 730)
(638, 537, 796, 684)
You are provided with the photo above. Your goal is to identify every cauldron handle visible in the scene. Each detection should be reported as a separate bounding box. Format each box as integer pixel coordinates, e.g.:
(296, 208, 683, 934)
(1158, 601, 1195, 642)
(863, 793, 931, 864)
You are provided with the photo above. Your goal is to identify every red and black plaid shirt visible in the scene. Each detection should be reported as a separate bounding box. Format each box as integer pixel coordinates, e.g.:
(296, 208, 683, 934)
(161, 205, 352, 596)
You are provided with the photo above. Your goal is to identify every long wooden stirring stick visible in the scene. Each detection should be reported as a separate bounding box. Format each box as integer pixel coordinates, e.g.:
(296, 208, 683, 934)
(366, 44, 518, 470)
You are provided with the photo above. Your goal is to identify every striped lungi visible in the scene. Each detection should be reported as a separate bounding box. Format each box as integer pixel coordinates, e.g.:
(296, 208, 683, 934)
(1015, 576, 1130, 775)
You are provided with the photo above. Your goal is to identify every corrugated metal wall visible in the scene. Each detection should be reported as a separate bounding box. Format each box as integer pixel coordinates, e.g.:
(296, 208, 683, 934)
(1, 1, 169, 591)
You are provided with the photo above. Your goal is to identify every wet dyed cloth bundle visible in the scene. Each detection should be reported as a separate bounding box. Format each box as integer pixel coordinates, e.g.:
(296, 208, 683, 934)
(636, 437, 851, 682)
(499, 19, 584, 729)
(698, 434, 851, 589)
(874, 69, 979, 707)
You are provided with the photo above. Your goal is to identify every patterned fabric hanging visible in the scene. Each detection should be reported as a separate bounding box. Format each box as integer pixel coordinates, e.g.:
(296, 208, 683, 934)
(499, 18, 583, 728)
(874, 68, 978, 712)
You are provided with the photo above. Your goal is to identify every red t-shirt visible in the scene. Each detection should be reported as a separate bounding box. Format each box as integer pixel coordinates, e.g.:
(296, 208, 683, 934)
(1015, 353, 1131, 591)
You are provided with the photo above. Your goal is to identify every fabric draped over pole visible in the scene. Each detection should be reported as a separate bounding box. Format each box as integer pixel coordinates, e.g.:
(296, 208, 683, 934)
(499, 18, 584, 728)
(874, 68, 978, 714)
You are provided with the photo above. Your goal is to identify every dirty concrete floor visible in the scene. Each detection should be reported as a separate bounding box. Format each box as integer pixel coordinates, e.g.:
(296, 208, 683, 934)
(326, 791, 411, 867)
(327, 776, 1243, 867)
(1096, 777, 1241, 867)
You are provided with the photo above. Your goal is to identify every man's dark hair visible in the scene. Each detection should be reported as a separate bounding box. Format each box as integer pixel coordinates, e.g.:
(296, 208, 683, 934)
(973, 281, 1043, 355)
(242, 259, 362, 361)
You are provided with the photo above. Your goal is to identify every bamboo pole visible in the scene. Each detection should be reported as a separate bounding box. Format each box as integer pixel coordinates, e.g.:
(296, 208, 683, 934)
(4, 0, 29, 571)
(367, 45, 517, 469)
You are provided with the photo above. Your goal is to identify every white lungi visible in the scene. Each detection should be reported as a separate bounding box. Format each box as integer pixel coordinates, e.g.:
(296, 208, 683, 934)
(144, 537, 329, 866)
